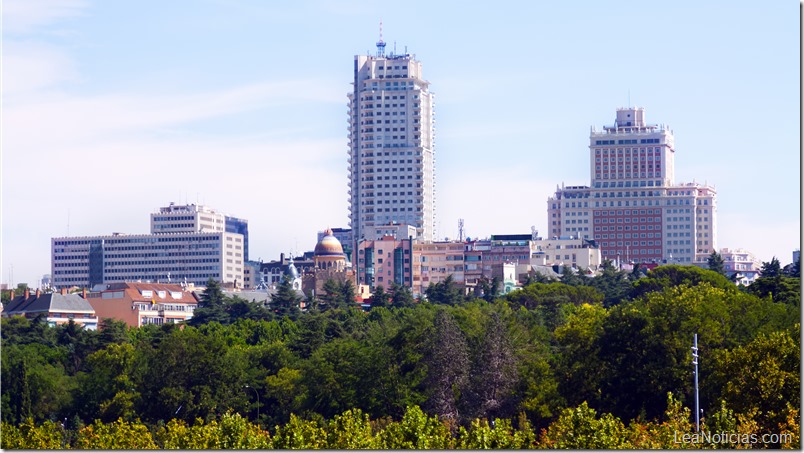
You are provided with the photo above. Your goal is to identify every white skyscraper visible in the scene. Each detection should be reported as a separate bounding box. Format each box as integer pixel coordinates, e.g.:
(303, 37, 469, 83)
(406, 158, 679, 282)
(347, 34, 436, 247)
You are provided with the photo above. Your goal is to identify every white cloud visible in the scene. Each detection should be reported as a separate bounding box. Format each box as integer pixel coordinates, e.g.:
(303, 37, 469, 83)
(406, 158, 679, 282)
(2, 0, 87, 35)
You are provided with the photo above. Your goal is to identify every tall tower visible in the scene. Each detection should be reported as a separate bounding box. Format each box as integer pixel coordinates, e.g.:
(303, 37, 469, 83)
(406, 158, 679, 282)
(347, 35, 436, 247)
(547, 107, 716, 266)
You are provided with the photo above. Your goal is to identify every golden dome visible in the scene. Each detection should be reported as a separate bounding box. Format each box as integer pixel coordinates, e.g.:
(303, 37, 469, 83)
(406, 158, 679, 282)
(314, 228, 344, 256)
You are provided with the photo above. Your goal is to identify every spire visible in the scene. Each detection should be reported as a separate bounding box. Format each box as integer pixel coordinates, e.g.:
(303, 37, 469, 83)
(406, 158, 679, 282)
(376, 20, 386, 57)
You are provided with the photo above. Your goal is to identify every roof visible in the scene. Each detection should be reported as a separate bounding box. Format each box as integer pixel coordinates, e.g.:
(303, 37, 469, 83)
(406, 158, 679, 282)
(4, 293, 95, 315)
(90, 282, 199, 304)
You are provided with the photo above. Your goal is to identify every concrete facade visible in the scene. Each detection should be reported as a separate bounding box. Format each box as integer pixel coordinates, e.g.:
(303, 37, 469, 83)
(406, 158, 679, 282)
(547, 107, 717, 265)
(52, 203, 246, 289)
(348, 40, 436, 248)
(86, 282, 198, 327)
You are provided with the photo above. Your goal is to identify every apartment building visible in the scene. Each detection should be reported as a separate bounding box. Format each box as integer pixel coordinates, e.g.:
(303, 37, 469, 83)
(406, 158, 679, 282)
(348, 37, 436, 247)
(86, 282, 198, 327)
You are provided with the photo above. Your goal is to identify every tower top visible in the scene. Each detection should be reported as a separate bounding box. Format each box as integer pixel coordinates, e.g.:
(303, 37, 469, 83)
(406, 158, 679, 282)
(376, 20, 386, 57)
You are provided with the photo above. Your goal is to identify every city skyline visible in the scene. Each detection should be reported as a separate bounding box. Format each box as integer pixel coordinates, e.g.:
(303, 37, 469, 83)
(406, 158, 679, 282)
(3, 0, 800, 287)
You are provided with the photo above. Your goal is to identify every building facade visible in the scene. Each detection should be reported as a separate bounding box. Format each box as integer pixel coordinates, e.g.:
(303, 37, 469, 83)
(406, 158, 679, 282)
(3, 288, 98, 330)
(718, 247, 762, 285)
(547, 107, 717, 265)
(356, 235, 414, 289)
(347, 37, 436, 250)
(52, 203, 246, 289)
(86, 282, 198, 327)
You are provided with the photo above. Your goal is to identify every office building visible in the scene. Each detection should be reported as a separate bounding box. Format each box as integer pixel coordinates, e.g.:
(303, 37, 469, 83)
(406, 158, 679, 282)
(52, 203, 246, 289)
(347, 35, 436, 250)
(547, 107, 717, 265)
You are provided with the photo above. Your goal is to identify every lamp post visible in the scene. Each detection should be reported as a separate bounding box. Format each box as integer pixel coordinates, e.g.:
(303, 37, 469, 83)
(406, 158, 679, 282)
(244, 384, 259, 425)
(691, 334, 700, 433)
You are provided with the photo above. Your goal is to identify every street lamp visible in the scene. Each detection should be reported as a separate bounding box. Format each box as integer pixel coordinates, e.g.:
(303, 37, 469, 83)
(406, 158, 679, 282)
(244, 385, 259, 425)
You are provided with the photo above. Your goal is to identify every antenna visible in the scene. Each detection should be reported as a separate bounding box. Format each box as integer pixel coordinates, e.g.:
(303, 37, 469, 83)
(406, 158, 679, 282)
(67, 209, 70, 236)
(376, 20, 386, 57)
(458, 219, 465, 242)
(628, 89, 631, 107)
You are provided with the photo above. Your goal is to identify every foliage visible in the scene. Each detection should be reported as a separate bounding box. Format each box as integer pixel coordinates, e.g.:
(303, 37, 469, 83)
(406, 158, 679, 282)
(369, 284, 391, 308)
(760, 257, 783, 277)
(73, 418, 158, 449)
(272, 413, 328, 449)
(425, 274, 465, 305)
(630, 264, 735, 300)
(538, 402, 632, 449)
(707, 251, 726, 275)
(374, 405, 454, 449)
(0, 419, 64, 449)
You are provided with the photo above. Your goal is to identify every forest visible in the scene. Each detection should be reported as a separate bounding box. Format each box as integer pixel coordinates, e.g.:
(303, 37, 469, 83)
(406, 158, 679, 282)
(1, 260, 800, 449)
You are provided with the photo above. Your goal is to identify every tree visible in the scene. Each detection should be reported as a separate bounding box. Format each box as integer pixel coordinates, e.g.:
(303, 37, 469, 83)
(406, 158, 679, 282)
(760, 257, 782, 278)
(539, 402, 631, 449)
(272, 275, 301, 317)
(425, 275, 464, 305)
(588, 260, 632, 307)
(188, 278, 230, 326)
(339, 280, 357, 309)
(422, 310, 469, 421)
(370, 285, 391, 308)
(390, 281, 415, 308)
(707, 251, 726, 276)
(464, 312, 518, 420)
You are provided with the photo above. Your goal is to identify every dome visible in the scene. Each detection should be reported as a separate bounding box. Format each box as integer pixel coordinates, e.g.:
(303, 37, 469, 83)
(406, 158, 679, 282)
(314, 228, 344, 257)
(284, 261, 299, 279)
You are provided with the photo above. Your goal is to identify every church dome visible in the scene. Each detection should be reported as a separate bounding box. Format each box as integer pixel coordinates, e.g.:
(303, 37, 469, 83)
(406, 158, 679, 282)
(314, 228, 344, 256)
(284, 261, 299, 279)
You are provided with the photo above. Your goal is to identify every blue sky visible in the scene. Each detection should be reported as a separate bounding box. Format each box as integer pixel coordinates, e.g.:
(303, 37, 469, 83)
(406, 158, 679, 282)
(2, 0, 800, 287)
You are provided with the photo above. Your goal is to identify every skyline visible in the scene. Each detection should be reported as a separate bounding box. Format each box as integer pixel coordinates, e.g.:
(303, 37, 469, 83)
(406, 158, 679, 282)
(3, 0, 800, 287)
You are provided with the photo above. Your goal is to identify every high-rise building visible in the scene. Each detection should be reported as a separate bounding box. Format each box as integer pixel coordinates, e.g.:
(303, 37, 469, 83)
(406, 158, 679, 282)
(547, 107, 717, 265)
(347, 35, 436, 250)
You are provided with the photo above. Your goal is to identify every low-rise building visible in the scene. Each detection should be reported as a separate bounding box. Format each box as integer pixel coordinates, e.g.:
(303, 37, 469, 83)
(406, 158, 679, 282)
(719, 247, 762, 285)
(3, 288, 98, 330)
(86, 282, 198, 327)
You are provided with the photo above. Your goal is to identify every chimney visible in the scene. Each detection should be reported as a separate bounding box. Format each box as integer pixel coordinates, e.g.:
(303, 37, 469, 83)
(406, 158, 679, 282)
(9, 290, 13, 300)
(82, 288, 87, 299)
(60, 288, 67, 295)
(24, 288, 30, 299)
(35, 289, 41, 298)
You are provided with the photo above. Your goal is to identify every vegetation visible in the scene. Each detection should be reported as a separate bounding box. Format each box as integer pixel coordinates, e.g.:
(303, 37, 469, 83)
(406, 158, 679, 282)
(1, 263, 799, 449)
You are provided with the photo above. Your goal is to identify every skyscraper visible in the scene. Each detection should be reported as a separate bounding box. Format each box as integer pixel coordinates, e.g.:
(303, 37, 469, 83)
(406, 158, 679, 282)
(347, 34, 436, 247)
(547, 107, 717, 265)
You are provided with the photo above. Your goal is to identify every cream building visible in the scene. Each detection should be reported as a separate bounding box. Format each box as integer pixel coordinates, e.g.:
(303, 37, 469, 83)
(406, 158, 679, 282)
(548, 107, 717, 265)
(348, 36, 436, 247)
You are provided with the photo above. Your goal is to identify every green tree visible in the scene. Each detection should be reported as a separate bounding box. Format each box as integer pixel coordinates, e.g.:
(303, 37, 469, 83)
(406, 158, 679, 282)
(709, 328, 800, 440)
(73, 418, 158, 449)
(0, 419, 64, 449)
(188, 278, 230, 326)
(539, 402, 632, 449)
(326, 408, 377, 449)
(707, 251, 726, 275)
(272, 275, 301, 317)
(272, 414, 328, 449)
(588, 259, 632, 307)
(630, 264, 735, 300)
(425, 274, 465, 305)
(390, 281, 415, 308)
(553, 303, 608, 410)
(374, 405, 454, 449)
(760, 257, 782, 277)
(370, 284, 391, 308)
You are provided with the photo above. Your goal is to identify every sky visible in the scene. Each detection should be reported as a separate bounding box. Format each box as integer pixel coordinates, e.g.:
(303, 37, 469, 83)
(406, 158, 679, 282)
(2, 0, 800, 287)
